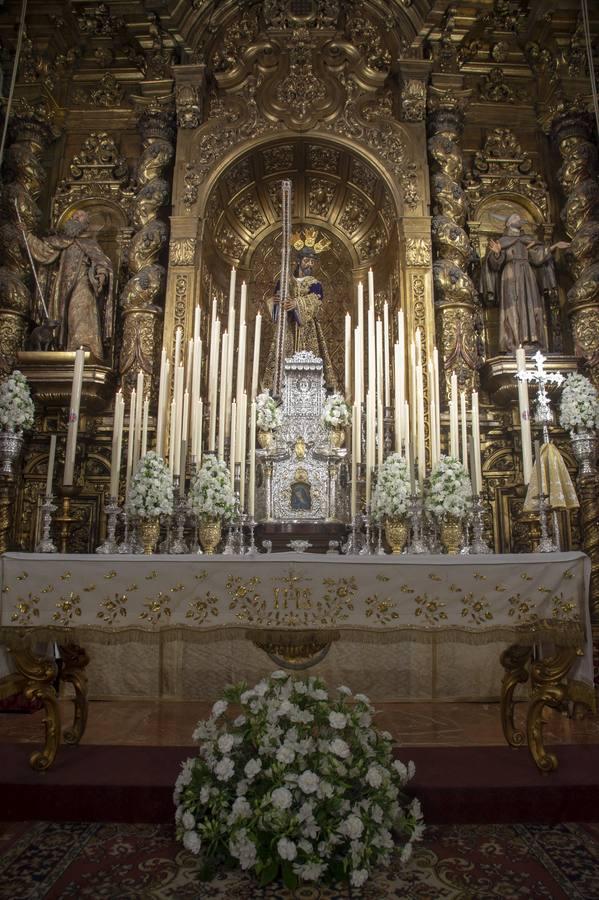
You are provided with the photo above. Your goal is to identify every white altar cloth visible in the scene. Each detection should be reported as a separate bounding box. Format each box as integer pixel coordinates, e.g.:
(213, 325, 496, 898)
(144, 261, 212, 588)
(1, 551, 593, 702)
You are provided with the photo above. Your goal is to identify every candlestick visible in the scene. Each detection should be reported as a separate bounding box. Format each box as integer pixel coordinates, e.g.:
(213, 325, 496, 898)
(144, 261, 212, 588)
(36, 494, 57, 553)
(45, 433, 57, 498)
(63, 348, 85, 486)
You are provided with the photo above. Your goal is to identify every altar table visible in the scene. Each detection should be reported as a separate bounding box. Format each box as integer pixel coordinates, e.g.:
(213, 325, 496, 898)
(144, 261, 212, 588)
(1, 550, 595, 772)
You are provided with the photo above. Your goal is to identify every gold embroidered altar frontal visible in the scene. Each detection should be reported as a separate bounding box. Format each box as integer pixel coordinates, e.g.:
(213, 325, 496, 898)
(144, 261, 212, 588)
(1, 552, 593, 703)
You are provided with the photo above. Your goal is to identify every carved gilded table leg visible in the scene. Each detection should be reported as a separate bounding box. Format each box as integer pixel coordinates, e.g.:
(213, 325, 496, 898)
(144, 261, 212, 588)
(500, 644, 532, 748)
(526, 647, 587, 774)
(0, 638, 60, 771)
(59, 642, 90, 745)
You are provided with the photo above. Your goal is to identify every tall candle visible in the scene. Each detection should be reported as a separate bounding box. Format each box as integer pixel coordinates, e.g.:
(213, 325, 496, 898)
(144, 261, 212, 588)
(368, 292, 376, 395)
(229, 399, 237, 485)
(193, 304, 201, 341)
(218, 331, 228, 460)
(177, 390, 189, 478)
(397, 310, 405, 419)
(196, 398, 203, 468)
(471, 390, 482, 494)
(404, 401, 412, 487)
(250, 313, 262, 400)
(126, 388, 136, 492)
(460, 391, 468, 468)
(236, 320, 247, 408)
(239, 392, 247, 511)
(248, 400, 256, 517)
(449, 371, 459, 458)
(114, 394, 124, 498)
(432, 346, 441, 462)
(354, 326, 362, 409)
(376, 318, 383, 402)
(168, 396, 176, 474)
(134, 371, 144, 463)
(344, 312, 351, 400)
(383, 301, 390, 408)
(355, 391, 362, 465)
(367, 268, 374, 308)
(416, 363, 425, 483)
(209, 319, 220, 450)
(141, 398, 149, 458)
(46, 433, 57, 497)
(155, 348, 167, 457)
(225, 304, 236, 436)
(351, 403, 358, 517)
(515, 347, 533, 485)
(174, 326, 182, 370)
(239, 281, 247, 332)
(377, 396, 384, 467)
(63, 348, 85, 486)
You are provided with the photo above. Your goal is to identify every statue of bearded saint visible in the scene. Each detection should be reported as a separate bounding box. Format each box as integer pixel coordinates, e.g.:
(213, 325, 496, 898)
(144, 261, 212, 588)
(25, 209, 114, 360)
(262, 240, 337, 390)
(481, 213, 569, 353)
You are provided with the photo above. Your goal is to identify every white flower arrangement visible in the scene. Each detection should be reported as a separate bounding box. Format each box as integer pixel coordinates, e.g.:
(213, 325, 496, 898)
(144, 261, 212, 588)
(256, 391, 283, 432)
(371, 453, 411, 522)
(127, 451, 173, 518)
(322, 393, 351, 429)
(559, 373, 599, 433)
(0, 370, 35, 432)
(175, 672, 423, 889)
(425, 455, 472, 521)
(188, 454, 235, 523)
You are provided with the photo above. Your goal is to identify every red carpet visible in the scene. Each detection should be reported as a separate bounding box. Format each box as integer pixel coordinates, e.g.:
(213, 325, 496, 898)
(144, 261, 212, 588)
(2, 743, 599, 824)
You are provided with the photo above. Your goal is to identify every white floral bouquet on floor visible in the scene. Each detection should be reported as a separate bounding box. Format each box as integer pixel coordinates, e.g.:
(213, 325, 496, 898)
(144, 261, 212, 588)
(0, 370, 35, 432)
(256, 391, 282, 432)
(322, 393, 351, 429)
(371, 453, 411, 522)
(174, 672, 423, 890)
(127, 451, 173, 518)
(559, 373, 599, 433)
(425, 455, 472, 521)
(188, 454, 235, 522)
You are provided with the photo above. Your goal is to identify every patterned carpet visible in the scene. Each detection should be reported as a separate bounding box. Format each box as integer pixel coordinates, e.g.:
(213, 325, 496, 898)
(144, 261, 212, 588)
(1, 821, 599, 899)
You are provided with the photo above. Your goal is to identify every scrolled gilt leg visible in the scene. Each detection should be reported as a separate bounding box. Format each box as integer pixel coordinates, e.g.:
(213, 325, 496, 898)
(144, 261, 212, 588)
(58, 642, 90, 745)
(500, 644, 532, 748)
(9, 637, 60, 771)
(527, 647, 584, 774)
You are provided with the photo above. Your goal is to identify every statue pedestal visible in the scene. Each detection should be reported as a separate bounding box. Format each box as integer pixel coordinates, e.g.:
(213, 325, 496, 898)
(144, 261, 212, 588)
(480, 354, 577, 406)
(16, 351, 114, 413)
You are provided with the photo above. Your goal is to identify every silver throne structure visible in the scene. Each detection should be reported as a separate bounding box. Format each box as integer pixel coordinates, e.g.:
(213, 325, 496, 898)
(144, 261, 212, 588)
(257, 352, 346, 522)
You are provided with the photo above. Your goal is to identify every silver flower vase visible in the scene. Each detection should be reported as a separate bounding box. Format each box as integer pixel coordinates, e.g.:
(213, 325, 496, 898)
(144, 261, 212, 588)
(0, 430, 24, 476)
(570, 429, 597, 476)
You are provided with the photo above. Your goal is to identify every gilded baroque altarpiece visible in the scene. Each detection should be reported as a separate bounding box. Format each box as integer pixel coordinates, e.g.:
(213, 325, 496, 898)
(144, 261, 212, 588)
(0, 0, 597, 623)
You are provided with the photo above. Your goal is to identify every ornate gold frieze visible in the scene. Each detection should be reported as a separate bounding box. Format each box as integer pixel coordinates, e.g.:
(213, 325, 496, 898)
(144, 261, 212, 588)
(52, 132, 133, 219)
(405, 238, 432, 267)
(169, 238, 197, 267)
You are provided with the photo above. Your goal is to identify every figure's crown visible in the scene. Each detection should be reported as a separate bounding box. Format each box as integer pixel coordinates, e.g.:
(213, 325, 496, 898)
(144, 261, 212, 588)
(290, 227, 331, 254)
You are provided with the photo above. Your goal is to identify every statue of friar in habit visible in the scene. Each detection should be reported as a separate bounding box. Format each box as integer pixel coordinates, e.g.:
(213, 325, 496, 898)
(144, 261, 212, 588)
(262, 228, 337, 390)
(481, 213, 569, 353)
(25, 208, 114, 360)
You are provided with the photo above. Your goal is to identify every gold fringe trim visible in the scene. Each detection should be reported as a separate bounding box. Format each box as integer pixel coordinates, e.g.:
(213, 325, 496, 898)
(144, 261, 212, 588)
(0, 622, 586, 649)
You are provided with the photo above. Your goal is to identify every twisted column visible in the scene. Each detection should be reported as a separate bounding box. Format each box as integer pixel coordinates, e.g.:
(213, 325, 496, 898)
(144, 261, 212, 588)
(119, 101, 175, 397)
(550, 101, 599, 388)
(427, 87, 479, 403)
(0, 97, 59, 370)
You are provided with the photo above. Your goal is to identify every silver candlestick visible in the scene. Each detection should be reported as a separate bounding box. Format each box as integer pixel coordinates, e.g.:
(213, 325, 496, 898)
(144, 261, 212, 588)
(343, 515, 360, 555)
(96, 496, 119, 554)
(117, 508, 133, 554)
(470, 494, 492, 554)
(376, 523, 386, 555)
(36, 494, 57, 553)
(170, 479, 189, 554)
(359, 505, 372, 555)
(407, 493, 428, 554)
(537, 491, 559, 552)
(245, 518, 259, 556)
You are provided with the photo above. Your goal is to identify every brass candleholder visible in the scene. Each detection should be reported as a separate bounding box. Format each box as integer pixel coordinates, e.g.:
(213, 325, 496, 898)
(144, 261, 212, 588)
(55, 484, 80, 553)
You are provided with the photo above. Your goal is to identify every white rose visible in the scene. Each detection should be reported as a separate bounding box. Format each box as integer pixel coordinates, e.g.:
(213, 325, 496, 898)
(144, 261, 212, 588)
(215, 757, 235, 781)
(271, 786, 293, 809)
(181, 810, 195, 830)
(183, 830, 202, 855)
(330, 738, 350, 759)
(365, 766, 383, 788)
(217, 733, 235, 754)
(211, 700, 228, 718)
(276, 745, 296, 765)
(298, 771, 320, 794)
(277, 837, 297, 860)
(350, 868, 369, 887)
(329, 711, 347, 729)
(244, 757, 262, 779)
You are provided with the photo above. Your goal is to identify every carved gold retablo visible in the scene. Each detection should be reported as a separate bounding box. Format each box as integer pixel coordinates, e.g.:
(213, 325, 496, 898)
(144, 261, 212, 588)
(16, 351, 114, 413)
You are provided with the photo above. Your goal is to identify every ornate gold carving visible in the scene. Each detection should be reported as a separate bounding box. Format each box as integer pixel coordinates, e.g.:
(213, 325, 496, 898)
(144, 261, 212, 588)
(76, 3, 124, 35)
(176, 83, 202, 128)
(72, 73, 126, 108)
(169, 238, 196, 267)
(401, 79, 426, 122)
(405, 238, 432, 267)
(119, 102, 174, 394)
(478, 67, 526, 104)
(53, 132, 132, 218)
(345, 8, 390, 73)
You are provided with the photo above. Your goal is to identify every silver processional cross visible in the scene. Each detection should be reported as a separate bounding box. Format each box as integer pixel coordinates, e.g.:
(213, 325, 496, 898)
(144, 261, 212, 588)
(516, 350, 564, 443)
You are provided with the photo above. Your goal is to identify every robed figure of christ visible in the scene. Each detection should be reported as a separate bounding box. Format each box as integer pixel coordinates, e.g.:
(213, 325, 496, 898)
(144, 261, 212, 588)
(481, 213, 569, 353)
(262, 228, 337, 390)
(25, 209, 114, 360)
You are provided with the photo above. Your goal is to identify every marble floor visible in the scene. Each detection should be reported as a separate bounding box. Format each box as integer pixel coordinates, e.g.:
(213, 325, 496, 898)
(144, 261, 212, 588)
(1, 697, 599, 748)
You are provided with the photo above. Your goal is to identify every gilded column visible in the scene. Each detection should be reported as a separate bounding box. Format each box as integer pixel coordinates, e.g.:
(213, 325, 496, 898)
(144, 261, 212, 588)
(548, 100, 599, 620)
(549, 99, 599, 388)
(427, 84, 479, 402)
(0, 97, 59, 371)
(119, 100, 175, 397)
